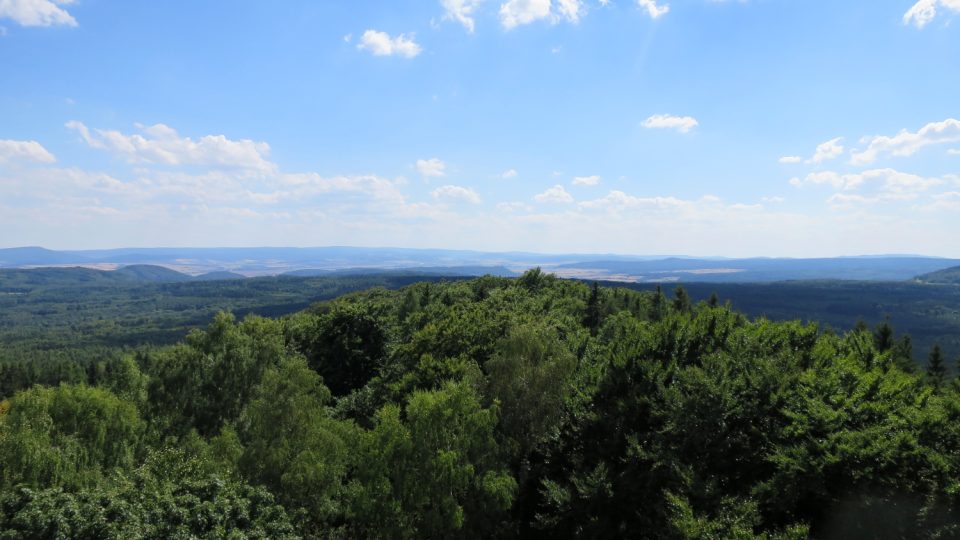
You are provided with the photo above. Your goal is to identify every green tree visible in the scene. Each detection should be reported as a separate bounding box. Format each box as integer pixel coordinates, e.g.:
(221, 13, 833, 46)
(874, 320, 895, 352)
(239, 357, 357, 533)
(584, 282, 602, 335)
(292, 304, 387, 396)
(927, 344, 949, 391)
(352, 381, 516, 539)
(0, 451, 299, 540)
(0, 384, 144, 489)
(672, 285, 692, 313)
(486, 323, 576, 463)
(142, 312, 287, 437)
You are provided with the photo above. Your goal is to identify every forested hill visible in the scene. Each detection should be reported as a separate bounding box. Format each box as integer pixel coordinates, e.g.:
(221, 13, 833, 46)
(0, 265, 235, 288)
(2, 271, 960, 538)
(918, 265, 960, 284)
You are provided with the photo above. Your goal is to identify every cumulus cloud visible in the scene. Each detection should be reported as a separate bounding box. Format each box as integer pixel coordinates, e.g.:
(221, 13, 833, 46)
(432, 184, 482, 204)
(572, 175, 601, 186)
(534, 184, 574, 203)
(499, 0, 583, 29)
(357, 30, 422, 58)
(556, 0, 585, 22)
(808, 137, 845, 164)
(500, 168, 518, 179)
(416, 158, 447, 178)
(441, 0, 484, 32)
(642, 114, 699, 134)
(65, 121, 276, 173)
(0, 0, 77, 27)
(851, 119, 960, 165)
(790, 168, 944, 199)
(578, 190, 690, 211)
(637, 0, 670, 18)
(0, 139, 56, 164)
(778, 156, 802, 164)
(904, 0, 960, 28)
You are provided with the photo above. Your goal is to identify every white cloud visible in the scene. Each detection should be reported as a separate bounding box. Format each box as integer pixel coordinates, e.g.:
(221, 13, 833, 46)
(851, 119, 960, 165)
(762, 196, 785, 204)
(500, 168, 518, 179)
(0, 0, 77, 27)
(441, 0, 484, 33)
(578, 190, 689, 211)
(904, 0, 960, 28)
(534, 184, 574, 203)
(432, 184, 482, 204)
(637, 0, 670, 18)
(499, 0, 583, 29)
(826, 193, 879, 208)
(556, 0, 585, 22)
(357, 30, 422, 58)
(642, 114, 699, 134)
(496, 201, 532, 212)
(808, 137, 845, 164)
(66, 120, 276, 173)
(778, 156, 802, 164)
(0, 139, 56, 164)
(500, 0, 550, 28)
(917, 191, 960, 212)
(572, 175, 601, 186)
(790, 168, 944, 199)
(416, 158, 447, 178)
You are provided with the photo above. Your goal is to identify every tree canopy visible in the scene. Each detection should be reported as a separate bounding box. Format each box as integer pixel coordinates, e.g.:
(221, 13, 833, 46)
(1, 271, 959, 538)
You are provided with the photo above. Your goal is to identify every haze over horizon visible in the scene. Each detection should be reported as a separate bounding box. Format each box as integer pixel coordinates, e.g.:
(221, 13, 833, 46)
(2, 1, 959, 256)
(0, 244, 956, 261)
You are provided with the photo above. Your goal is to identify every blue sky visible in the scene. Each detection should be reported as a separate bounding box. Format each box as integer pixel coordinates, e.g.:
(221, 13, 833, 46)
(1, 0, 958, 256)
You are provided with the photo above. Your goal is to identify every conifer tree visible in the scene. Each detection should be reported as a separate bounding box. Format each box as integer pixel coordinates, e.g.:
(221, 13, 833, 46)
(584, 282, 602, 335)
(927, 344, 948, 391)
(874, 320, 895, 352)
(649, 285, 667, 321)
(892, 335, 916, 373)
(672, 285, 692, 313)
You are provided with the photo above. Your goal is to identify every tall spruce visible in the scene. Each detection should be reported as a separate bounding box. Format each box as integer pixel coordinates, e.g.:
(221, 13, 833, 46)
(927, 344, 948, 391)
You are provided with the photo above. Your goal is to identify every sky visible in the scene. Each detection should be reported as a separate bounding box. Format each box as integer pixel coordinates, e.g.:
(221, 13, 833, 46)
(0, 0, 959, 257)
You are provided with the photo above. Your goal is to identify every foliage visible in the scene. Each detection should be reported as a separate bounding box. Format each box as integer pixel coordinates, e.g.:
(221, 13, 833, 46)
(2, 273, 960, 538)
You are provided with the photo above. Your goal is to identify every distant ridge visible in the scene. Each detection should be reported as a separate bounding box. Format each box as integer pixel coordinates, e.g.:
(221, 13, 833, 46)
(193, 271, 246, 281)
(1, 246, 958, 283)
(0, 265, 199, 289)
(112, 265, 193, 282)
(917, 266, 960, 285)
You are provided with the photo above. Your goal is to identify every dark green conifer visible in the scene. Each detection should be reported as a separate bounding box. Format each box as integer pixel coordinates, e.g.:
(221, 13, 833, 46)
(927, 344, 948, 391)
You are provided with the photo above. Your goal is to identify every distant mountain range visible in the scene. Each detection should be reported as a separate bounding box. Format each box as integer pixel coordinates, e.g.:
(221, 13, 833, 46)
(0, 246, 958, 283)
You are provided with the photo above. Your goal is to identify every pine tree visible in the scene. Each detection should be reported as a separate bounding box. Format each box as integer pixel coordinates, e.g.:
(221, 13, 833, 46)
(892, 335, 916, 373)
(649, 285, 667, 321)
(584, 282, 602, 335)
(927, 344, 948, 391)
(874, 320, 894, 352)
(672, 285, 692, 313)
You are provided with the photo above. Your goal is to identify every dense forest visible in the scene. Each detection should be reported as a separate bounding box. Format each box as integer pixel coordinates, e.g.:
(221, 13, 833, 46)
(1, 270, 960, 538)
